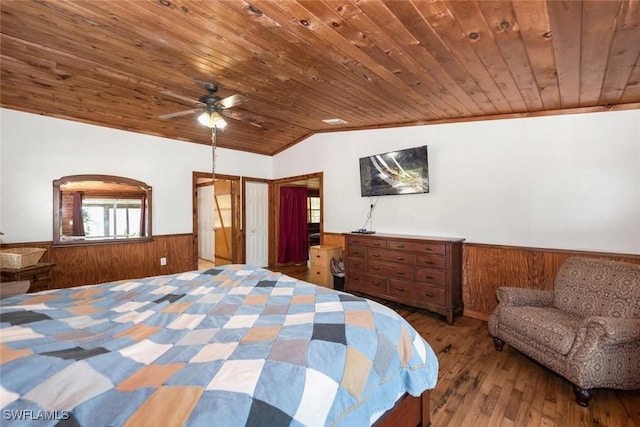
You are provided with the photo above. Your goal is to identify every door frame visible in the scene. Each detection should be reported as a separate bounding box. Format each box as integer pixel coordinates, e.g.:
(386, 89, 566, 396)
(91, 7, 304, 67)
(270, 172, 323, 268)
(192, 171, 241, 270)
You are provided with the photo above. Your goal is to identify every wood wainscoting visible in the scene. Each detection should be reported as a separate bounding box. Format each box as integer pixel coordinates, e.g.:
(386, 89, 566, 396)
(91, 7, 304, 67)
(462, 243, 640, 320)
(1, 234, 194, 290)
(322, 232, 640, 320)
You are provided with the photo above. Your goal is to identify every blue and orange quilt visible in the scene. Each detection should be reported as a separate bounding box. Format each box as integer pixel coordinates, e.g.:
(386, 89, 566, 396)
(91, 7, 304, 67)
(0, 264, 438, 426)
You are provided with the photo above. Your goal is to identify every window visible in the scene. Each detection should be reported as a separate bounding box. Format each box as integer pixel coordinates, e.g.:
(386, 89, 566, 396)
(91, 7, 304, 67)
(307, 196, 320, 223)
(53, 175, 152, 246)
(82, 198, 142, 239)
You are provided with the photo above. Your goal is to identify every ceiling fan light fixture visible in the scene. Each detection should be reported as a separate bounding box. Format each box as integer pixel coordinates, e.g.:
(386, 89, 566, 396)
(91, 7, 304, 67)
(198, 111, 227, 129)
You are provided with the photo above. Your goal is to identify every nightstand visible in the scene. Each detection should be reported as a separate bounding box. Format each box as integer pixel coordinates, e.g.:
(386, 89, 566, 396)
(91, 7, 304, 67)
(309, 245, 342, 288)
(0, 262, 55, 293)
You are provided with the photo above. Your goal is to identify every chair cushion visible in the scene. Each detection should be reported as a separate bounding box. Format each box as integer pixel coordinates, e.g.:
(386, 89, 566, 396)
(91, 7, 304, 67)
(500, 306, 584, 355)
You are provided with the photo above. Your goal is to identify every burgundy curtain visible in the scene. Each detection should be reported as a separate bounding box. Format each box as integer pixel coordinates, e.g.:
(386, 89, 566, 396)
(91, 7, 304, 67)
(139, 195, 146, 237)
(72, 192, 85, 236)
(278, 186, 309, 264)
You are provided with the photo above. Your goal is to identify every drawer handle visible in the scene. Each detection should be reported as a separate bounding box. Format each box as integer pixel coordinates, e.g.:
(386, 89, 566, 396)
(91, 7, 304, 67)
(372, 266, 380, 270)
(372, 254, 380, 258)
(426, 292, 434, 297)
(425, 276, 434, 280)
(373, 281, 382, 286)
(373, 242, 380, 246)
(316, 271, 321, 275)
(316, 255, 321, 258)
(396, 287, 405, 291)
(396, 256, 405, 260)
(396, 244, 405, 249)
(396, 271, 404, 275)
(425, 248, 433, 251)
(425, 261, 435, 265)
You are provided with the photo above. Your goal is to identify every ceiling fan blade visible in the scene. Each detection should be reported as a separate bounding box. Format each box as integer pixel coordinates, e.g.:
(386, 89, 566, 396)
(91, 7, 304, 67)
(221, 109, 263, 128)
(216, 94, 246, 109)
(161, 90, 206, 107)
(159, 108, 202, 119)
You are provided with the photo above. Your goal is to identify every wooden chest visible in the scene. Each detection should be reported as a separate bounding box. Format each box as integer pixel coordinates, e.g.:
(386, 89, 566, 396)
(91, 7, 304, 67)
(0, 262, 55, 293)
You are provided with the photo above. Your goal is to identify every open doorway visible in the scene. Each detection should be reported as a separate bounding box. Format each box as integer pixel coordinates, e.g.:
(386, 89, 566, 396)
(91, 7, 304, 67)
(271, 172, 323, 268)
(192, 172, 241, 270)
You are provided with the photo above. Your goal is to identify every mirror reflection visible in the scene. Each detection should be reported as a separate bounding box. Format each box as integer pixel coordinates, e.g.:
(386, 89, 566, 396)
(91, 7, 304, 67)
(53, 175, 152, 245)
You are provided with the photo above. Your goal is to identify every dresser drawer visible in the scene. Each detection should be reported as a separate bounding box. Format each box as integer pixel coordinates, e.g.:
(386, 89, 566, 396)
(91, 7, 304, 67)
(388, 280, 446, 306)
(346, 257, 366, 272)
(415, 268, 446, 286)
(367, 261, 414, 281)
(310, 248, 333, 266)
(346, 272, 388, 296)
(310, 245, 341, 264)
(368, 249, 415, 266)
(416, 254, 446, 270)
(310, 266, 332, 288)
(346, 236, 388, 249)
(347, 246, 366, 259)
(388, 240, 446, 255)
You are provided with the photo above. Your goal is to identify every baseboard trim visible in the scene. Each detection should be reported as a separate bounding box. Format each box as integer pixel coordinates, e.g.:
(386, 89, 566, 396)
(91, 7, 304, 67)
(464, 309, 489, 322)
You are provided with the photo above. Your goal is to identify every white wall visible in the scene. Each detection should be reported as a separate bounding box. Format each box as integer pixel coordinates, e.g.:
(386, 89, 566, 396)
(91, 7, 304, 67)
(273, 110, 640, 255)
(0, 109, 272, 243)
(3, 108, 639, 254)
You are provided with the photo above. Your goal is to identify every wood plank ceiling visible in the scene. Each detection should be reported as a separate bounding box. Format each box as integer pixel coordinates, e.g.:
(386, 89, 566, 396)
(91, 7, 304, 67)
(1, 1, 639, 156)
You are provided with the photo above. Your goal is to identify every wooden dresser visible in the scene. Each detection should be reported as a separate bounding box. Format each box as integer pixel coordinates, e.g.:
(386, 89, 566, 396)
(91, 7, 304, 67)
(0, 262, 55, 293)
(309, 245, 342, 288)
(344, 233, 464, 324)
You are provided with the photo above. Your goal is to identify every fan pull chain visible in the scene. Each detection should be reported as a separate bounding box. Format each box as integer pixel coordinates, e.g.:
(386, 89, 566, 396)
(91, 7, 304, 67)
(211, 126, 217, 182)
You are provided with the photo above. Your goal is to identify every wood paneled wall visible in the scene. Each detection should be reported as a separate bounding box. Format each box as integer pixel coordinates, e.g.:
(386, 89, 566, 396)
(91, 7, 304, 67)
(1, 234, 194, 289)
(462, 243, 640, 320)
(5, 232, 639, 319)
(323, 232, 640, 320)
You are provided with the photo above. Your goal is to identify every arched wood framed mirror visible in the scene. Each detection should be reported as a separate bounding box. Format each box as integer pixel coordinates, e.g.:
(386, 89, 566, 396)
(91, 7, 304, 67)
(53, 174, 152, 246)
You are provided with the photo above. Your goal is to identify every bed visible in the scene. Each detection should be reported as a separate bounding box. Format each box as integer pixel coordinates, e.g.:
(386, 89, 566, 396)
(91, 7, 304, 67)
(0, 264, 438, 426)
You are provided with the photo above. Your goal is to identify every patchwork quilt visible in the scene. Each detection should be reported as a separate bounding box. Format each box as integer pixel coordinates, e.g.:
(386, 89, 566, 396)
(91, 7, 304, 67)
(0, 264, 438, 426)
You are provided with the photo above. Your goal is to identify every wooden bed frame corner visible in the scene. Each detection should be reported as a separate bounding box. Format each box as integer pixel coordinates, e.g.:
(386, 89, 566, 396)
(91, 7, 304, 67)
(375, 390, 431, 427)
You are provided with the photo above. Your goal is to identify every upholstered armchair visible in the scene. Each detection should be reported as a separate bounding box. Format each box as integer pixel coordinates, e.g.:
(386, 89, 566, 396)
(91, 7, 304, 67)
(488, 257, 640, 406)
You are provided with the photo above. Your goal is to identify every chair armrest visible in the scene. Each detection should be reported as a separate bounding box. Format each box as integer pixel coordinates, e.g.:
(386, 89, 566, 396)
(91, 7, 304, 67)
(584, 317, 640, 344)
(495, 287, 554, 307)
(569, 317, 640, 361)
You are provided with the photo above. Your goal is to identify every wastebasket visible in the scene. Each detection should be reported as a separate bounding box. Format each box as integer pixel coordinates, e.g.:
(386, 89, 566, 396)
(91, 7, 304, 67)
(330, 256, 345, 291)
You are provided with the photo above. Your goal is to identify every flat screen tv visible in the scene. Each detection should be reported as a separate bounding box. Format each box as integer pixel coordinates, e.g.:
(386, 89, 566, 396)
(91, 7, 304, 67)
(359, 145, 429, 197)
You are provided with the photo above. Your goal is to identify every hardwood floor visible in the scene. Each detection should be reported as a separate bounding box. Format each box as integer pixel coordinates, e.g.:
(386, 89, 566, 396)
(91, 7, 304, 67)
(272, 265, 640, 427)
(197, 258, 216, 269)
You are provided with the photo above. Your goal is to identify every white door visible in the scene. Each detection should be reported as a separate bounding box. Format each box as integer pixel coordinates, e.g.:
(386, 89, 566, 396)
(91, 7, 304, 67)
(198, 184, 215, 262)
(245, 181, 268, 267)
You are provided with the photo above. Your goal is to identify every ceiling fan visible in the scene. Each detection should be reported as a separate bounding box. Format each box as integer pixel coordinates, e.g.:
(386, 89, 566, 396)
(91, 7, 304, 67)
(160, 83, 262, 129)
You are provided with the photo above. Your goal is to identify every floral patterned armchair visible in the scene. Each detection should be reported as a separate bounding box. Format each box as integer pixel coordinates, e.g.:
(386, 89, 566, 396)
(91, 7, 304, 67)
(488, 257, 640, 406)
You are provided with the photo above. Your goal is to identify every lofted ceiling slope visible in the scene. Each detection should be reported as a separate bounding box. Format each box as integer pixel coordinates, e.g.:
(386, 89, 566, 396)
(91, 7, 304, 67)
(1, 0, 639, 156)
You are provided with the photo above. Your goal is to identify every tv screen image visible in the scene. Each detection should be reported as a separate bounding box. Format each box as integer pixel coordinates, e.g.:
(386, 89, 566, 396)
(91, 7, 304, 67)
(359, 145, 429, 197)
